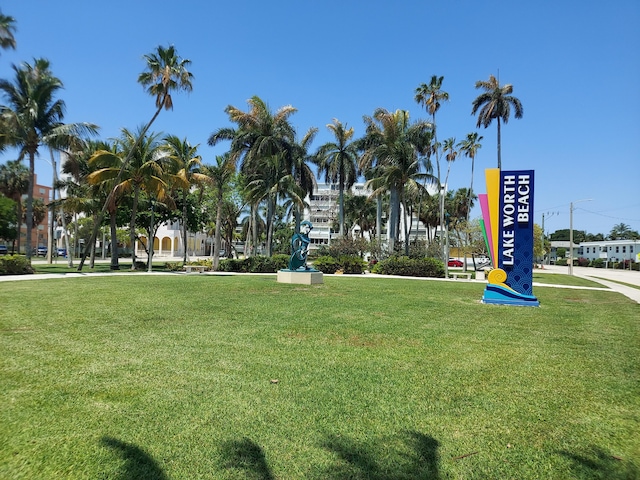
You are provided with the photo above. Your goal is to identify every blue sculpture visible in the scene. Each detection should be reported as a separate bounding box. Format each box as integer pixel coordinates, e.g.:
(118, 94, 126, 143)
(288, 221, 314, 271)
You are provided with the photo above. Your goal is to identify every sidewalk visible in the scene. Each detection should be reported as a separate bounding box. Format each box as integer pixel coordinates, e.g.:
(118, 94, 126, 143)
(539, 264, 640, 304)
(3, 259, 640, 304)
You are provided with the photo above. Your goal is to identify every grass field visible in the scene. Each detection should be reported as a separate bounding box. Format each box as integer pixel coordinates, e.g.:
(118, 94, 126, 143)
(1, 275, 638, 479)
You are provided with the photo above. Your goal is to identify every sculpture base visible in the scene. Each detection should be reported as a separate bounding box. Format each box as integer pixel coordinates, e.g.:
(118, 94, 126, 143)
(482, 284, 539, 307)
(277, 269, 324, 285)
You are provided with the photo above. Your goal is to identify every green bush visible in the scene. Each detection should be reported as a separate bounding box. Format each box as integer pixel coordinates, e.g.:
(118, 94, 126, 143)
(371, 256, 445, 278)
(218, 255, 288, 273)
(312, 256, 339, 274)
(591, 258, 605, 268)
(164, 261, 184, 272)
(187, 259, 212, 270)
(0, 255, 34, 275)
(555, 259, 568, 266)
(338, 255, 367, 274)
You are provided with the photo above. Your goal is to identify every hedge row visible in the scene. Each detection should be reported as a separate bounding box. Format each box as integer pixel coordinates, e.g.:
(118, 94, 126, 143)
(312, 255, 367, 274)
(0, 255, 34, 275)
(218, 255, 289, 273)
(371, 256, 445, 278)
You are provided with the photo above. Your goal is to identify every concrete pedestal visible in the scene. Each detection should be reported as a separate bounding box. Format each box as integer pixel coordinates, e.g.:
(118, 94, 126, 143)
(277, 269, 324, 285)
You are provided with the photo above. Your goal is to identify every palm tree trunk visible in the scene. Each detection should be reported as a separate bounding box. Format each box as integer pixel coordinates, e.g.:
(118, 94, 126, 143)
(389, 187, 400, 252)
(338, 181, 345, 237)
(25, 152, 35, 259)
(129, 186, 140, 270)
(109, 210, 119, 270)
(182, 191, 188, 263)
(497, 119, 502, 170)
(213, 192, 223, 270)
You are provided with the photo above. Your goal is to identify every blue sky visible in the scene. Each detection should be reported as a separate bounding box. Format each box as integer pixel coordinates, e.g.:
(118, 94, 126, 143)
(1, 0, 638, 236)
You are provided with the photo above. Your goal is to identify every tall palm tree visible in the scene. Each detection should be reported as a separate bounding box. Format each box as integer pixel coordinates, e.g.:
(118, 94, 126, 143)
(415, 76, 448, 186)
(0, 11, 17, 54)
(88, 128, 169, 270)
(314, 119, 359, 238)
(457, 132, 483, 223)
(471, 74, 523, 169)
(204, 154, 236, 270)
(209, 96, 296, 256)
(0, 159, 28, 252)
(0, 58, 98, 259)
(287, 127, 317, 233)
(358, 108, 433, 253)
(161, 135, 209, 263)
(78, 45, 192, 270)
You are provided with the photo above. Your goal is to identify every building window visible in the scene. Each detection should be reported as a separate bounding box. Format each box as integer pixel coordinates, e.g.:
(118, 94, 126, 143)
(623, 246, 626, 253)
(631, 246, 634, 253)
(616, 246, 619, 253)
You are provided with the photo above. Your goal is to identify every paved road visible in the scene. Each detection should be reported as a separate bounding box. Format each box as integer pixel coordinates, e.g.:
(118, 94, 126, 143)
(539, 264, 640, 304)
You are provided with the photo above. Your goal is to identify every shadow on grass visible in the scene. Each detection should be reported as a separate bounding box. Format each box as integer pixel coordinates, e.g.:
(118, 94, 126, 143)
(101, 436, 167, 480)
(221, 437, 274, 480)
(559, 446, 639, 479)
(316, 430, 440, 479)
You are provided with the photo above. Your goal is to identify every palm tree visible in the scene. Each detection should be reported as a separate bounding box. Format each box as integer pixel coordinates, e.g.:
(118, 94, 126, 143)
(204, 154, 236, 270)
(471, 74, 523, 169)
(209, 96, 296, 256)
(414, 75, 448, 186)
(358, 108, 434, 253)
(78, 44, 192, 270)
(314, 119, 359, 238)
(0, 11, 17, 54)
(0, 159, 28, 252)
(88, 128, 170, 270)
(286, 127, 317, 233)
(343, 193, 377, 239)
(161, 135, 209, 263)
(457, 132, 483, 223)
(0, 58, 98, 259)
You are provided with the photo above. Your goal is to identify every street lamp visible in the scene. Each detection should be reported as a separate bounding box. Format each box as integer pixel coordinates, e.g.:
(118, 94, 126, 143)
(569, 199, 592, 275)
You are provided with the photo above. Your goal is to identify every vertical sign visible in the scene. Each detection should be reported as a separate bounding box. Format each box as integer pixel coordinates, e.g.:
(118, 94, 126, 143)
(481, 169, 539, 306)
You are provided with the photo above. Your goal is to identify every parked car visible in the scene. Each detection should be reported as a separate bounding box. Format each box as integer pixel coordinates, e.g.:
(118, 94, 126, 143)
(0, 245, 7, 255)
(447, 258, 464, 267)
(36, 246, 47, 256)
(56, 248, 67, 257)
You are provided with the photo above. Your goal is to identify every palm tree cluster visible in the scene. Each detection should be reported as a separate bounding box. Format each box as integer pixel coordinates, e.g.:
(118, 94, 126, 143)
(0, 9, 527, 268)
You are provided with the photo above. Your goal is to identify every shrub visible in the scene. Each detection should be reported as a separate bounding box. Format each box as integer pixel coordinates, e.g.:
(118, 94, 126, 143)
(164, 262, 184, 272)
(591, 258, 605, 268)
(0, 255, 34, 275)
(338, 255, 367, 274)
(577, 257, 590, 267)
(312, 256, 339, 274)
(218, 255, 288, 273)
(371, 256, 445, 278)
(187, 259, 212, 269)
(555, 259, 568, 266)
(315, 237, 368, 259)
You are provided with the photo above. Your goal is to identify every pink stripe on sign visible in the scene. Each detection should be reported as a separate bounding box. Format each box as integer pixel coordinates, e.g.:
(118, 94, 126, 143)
(478, 194, 495, 267)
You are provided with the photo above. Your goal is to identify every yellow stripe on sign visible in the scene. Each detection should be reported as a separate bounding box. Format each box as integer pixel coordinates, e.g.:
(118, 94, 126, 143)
(485, 168, 500, 268)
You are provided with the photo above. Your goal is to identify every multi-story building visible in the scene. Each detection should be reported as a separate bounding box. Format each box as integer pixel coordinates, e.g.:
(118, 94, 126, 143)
(19, 174, 51, 254)
(549, 239, 640, 264)
(303, 182, 431, 251)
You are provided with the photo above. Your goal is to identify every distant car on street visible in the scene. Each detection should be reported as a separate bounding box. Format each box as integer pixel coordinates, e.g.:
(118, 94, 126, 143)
(447, 258, 464, 267)
(0, 245, 7, 255)
(36, 246, 47, 256)
(57, 248, 67, 257)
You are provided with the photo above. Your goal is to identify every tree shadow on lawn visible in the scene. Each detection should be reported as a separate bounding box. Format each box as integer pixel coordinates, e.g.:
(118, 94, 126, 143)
(559, 446, 639, 480)
(101, 436, 168, 480)
(220, 437, 274, 480)
(317, 430, 440, 479)
(220, 431, 440, 479)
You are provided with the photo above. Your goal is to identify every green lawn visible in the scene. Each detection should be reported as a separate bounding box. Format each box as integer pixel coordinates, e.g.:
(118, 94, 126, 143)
(532, 272, 608, 288)
(1, 275, 638, 479)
